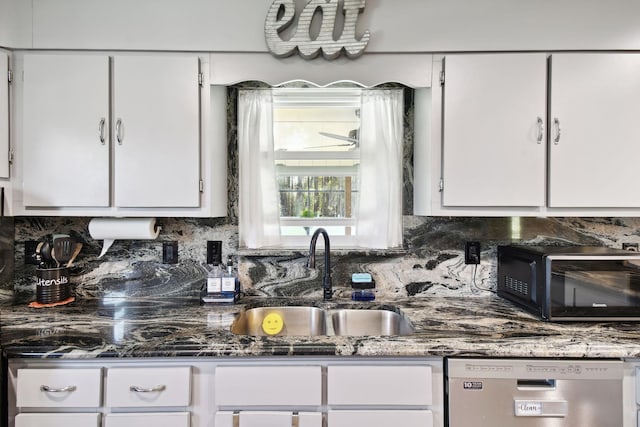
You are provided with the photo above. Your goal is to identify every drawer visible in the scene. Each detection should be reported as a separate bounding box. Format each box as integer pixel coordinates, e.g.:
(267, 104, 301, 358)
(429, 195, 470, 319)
(215, 411, 322, 427)
(16, 413, 101, 427)
(16, 368, 102, 408)
(328, 410, 433, 427)
(104, 412, 190, 427)
(105, 366, 191, 407)
(327, 365, 432, 406)
(215, 366, 322, 406)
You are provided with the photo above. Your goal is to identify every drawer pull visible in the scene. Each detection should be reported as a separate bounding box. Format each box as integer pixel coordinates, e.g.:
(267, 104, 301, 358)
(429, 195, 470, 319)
(40, 385, 77, 393)
(129, 385, 167, 393)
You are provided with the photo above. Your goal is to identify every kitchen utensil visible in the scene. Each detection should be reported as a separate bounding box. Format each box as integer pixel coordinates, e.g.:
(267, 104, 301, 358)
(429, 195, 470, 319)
(66, 243, 83, 268)
(50, 247, 59, 267)
(39, 241, 53, 267)
(53, 235, 74, 265)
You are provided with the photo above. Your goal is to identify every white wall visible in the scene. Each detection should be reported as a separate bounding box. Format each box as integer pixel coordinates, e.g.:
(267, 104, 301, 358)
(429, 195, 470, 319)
(11, 0, 640, 52)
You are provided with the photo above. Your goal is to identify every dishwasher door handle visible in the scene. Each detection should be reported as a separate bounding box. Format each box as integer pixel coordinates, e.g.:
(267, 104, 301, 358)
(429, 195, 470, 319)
(514, 400, 568, 417)
(517, 378, 556, 389)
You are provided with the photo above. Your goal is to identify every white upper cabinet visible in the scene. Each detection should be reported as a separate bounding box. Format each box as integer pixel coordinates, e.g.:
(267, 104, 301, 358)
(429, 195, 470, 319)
(441, 54, 547, 207)
(112, 55, 200, 208)
(548, 53, 640, 208)
(19, 52, 208, 216)
(23, 53, 110, 207)
(0, 50, 9, 179)
(422, 52, 640, 216)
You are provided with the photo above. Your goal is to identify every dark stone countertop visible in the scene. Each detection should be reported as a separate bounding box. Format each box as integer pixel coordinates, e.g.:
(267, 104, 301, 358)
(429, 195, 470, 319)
(2, 295, 640, 359)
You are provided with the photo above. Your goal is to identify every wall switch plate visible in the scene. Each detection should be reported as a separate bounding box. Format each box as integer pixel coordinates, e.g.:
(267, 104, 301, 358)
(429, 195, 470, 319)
(25, 240, 39, 265)
(163, 241, 179, 264)
(465, 241, 481, 264)
(207, 240, 222, 265)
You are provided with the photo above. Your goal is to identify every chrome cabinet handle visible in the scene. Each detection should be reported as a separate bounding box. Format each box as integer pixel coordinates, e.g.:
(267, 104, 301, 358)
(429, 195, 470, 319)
(536, 117, 544, 144)
(98, 118, 106, 145)
(553, 117, 561, 144)
(129, 385, 166, 393)
(116, 118, 123, 145)
(40, 385, 77, 393)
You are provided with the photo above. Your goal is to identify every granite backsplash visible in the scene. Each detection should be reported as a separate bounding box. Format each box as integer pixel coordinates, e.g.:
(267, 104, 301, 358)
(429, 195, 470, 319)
(5, 216, 640, 304)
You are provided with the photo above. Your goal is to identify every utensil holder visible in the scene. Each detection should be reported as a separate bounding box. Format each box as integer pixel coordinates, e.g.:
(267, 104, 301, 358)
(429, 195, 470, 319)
(35, 267, 71, 304)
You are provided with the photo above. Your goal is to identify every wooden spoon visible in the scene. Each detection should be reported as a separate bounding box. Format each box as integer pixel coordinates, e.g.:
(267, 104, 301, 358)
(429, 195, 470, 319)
(66, 243, 83, 268)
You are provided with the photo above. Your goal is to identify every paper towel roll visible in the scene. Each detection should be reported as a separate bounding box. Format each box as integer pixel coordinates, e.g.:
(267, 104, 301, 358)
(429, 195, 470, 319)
(89, 218, 161, 258)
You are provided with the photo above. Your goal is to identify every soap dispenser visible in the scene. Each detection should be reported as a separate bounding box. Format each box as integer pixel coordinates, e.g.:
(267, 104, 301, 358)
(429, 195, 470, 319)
(222, 256, 239, 302)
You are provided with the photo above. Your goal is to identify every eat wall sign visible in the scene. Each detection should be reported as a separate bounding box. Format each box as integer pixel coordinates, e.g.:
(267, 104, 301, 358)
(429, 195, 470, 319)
(265, 0, 371, 60)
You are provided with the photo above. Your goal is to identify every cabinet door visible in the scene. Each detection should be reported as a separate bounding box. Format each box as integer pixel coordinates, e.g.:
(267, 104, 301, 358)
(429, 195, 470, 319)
(0, 51, 8, 179)
(22, 53, 110, 207)
(105, 366, 191, 407)
(215, 411, 322, 427)
(104, 412, 190, 427)
(113, 55, 200, 208)
(15, 413, 100, 427)
(549, 53, 640, 207)
(328, 410, 432, 427)
(16, 368, 102, 408)
(442, 54, 547, 207)
(215, 366, 322, 407)
(327, 365, 432, 406)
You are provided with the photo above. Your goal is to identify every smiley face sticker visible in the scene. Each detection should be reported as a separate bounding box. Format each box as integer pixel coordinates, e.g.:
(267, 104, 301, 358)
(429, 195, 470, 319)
(262, 312, 284, 335)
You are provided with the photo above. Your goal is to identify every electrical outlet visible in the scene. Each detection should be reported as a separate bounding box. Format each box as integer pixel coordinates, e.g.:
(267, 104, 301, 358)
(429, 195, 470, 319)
(163, 241, 179, 264)
(465, 241, 481, 264)
(623, 243, 639, 251)
(207, 240, 222, 265)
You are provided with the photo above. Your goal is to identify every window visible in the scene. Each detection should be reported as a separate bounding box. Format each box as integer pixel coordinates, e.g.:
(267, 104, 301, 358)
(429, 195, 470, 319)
(238, 87, 403, 249)
(273, 89, 361, 246)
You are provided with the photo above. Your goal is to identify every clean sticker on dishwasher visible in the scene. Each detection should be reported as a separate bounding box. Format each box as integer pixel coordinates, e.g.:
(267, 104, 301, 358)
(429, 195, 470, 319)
(463, 381, 483, 390)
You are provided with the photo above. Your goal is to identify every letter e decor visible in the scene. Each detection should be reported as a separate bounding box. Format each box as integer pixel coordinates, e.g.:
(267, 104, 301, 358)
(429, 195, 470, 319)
(265, 0, 370, 60)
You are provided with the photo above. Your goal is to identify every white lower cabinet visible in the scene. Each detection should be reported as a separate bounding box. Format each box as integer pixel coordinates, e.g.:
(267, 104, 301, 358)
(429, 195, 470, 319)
(105, 366, 191, 408)
(327, 365, 432, 406)
(13, 368, 102, 427)
(104, 412, 190, 427)
(16, 368, 102, 408)
(215, 411, 322, 427)
(328, 410, 433, 427)
(327, 364, 436, 427)
(15, 413, 101, 427)
(8, 357, 444, 427)
(9, 361, 193, 427)
(214, 365, 322, 407)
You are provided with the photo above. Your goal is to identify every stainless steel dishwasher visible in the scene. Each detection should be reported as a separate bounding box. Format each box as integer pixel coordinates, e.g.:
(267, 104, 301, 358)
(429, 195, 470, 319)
(447, 358, 623, 426)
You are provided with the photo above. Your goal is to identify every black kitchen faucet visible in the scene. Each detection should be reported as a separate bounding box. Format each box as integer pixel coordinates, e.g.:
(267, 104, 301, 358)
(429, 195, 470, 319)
(307, 228, 332, 301)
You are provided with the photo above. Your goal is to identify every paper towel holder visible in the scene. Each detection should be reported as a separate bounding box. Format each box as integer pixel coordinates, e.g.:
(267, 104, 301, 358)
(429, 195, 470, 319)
(88, 217, 162, 258)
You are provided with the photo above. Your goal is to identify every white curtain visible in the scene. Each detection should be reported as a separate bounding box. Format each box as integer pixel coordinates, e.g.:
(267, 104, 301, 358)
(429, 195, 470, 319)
(238, 90, 281, 248)
(356, 89, 404, 248)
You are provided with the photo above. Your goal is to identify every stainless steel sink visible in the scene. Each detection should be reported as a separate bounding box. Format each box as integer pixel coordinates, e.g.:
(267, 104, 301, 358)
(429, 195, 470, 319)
(230, 305, 414, 337)
(230, 306, 327, 336)
(331, 309, 415, 336)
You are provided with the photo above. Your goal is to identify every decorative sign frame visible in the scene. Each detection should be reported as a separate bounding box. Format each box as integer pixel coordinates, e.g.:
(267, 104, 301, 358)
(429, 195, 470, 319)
(265, 0, 371, 60)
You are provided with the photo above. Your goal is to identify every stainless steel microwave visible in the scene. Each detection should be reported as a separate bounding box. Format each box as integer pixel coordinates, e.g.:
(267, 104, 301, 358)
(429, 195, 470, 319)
(497, 245, 640, 321)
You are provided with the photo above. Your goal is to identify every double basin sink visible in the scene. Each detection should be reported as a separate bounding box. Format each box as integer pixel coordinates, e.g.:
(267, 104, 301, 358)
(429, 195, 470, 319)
(231, 305, 414, 337)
